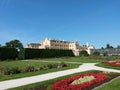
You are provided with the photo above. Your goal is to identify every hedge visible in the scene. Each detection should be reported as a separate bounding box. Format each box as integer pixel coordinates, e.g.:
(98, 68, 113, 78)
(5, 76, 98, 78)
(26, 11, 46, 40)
(0, 47, 17, 60)
(18, 48, 74, 59)
(79, 50, 89, 57)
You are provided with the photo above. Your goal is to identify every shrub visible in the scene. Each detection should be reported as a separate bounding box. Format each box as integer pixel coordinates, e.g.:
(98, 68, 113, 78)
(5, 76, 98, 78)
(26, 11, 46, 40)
(57, 64, 62, 68)
(3, 67, 11, 75)
(43, 65, 49, 70)
(93, 52, 100, 56)
(39, 63, 68, 70)
(0, 67, 3, 74)
(39, 66, 44, 70)
(10, 67, 21, 74)
(18, 49, 25, 60)
(3, 66, 21, 75)
(52, 64, 58, 68)
(47, 64, 53, 69)
(0, 47, 17, 60)
(25, 65, 35, 72)
(19, 48, 74, 59)
(88, 55, 101, 59)
(60, 62, 67, 67)
(79, 50, 89, 57)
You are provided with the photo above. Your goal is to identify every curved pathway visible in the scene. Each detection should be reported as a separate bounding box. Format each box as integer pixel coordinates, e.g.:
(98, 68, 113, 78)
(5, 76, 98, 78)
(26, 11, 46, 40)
(0, 63, 120, 90)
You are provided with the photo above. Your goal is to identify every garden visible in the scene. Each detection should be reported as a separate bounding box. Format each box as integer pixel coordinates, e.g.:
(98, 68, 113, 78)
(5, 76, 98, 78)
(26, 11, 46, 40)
(9, 70, 120, 90)
(0, 57, 103, 81)
(0, 60, 80, 81)
(1, 56, 120, 90)
(96, 59, 120, 70)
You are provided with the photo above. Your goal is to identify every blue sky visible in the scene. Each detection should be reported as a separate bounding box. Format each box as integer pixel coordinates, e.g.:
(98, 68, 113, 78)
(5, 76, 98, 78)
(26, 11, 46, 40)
(0, 0, 120, 48)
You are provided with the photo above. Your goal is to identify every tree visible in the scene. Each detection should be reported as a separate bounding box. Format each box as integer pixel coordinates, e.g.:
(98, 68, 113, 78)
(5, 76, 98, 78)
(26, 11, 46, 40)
(5, 40, 23, 51)
(93, 52, 100, 56)
(79, 50, 89, 57)
(101, 47, 104, 49)
(106, 44, 113, 49)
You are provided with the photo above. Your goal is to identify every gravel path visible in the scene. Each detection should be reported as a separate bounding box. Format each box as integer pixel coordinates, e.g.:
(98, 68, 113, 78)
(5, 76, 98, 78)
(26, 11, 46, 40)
(0, 63, 120, 90)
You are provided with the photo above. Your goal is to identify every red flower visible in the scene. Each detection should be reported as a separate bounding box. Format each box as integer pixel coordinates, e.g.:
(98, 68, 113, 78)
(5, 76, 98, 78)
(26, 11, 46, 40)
(102, 61, 120, 67)
(52, 73, 108, 90)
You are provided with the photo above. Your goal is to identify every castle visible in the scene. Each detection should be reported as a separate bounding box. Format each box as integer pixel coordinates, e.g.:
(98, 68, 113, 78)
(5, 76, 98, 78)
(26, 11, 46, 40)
(26, 38, 94, 56)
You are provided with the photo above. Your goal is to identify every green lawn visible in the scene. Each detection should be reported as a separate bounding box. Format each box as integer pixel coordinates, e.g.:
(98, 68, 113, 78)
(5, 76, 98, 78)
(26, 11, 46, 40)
(98, 76, 120, 90)
(0, 57, 101, 81)
(0, 62, 79, 81)
(0, 57, 101, 68)
(32, 57, 102, 63)
(0, 60, 56, 69)
(96, 62, 120, 70)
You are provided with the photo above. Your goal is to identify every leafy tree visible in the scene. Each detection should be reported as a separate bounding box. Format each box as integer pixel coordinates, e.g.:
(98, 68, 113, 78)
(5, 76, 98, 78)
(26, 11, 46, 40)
(79, 50, 89, 57)
(106, 44, 110, 48)
(5, 40, 23, 51)
(106, 44, 113, 49)
(93, 52, 100, 56)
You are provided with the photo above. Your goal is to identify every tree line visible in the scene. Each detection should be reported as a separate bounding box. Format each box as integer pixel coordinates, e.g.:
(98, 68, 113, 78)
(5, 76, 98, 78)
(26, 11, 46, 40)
(101, 44, 120, 49)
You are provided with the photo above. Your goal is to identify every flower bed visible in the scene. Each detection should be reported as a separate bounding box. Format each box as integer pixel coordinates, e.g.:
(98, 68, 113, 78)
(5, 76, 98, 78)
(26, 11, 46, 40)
(102, 61, 120, 67)
(2, 62, 67, 75)
(52, 73, 108, 90)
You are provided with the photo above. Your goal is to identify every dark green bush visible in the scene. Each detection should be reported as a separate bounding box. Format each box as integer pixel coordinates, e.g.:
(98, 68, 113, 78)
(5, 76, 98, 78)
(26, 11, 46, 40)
(3, 67, 11, 75)
(60, 62, 67, 67)
(10, 67, 21, 74)
(79, 50, 89, 57)
(0, 47, 17, 60)
(25, 65, 35, 72)
(18, 48, 74, 59)
(18, 49, 25, 60)
(2, 62, 68, 75)
(47, 64, 53, 69)
(39, 66, 44, 70)
(3, 66, 21, 75)
(93, 52, 100, 56)
(88, 55, 101, 60)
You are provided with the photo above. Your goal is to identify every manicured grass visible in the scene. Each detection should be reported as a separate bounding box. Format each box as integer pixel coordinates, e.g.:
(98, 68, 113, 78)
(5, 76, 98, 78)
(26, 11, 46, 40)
(0, 63, 79, 81)
(98, 76, 120, 90)
(0, 61, 55, 69)
(0, 57, 101, 68)
(0, 57, 101, 81)
(96, 62, 120, 70)
(30, 57, 102, 63)
(9, 70, 120, 90)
